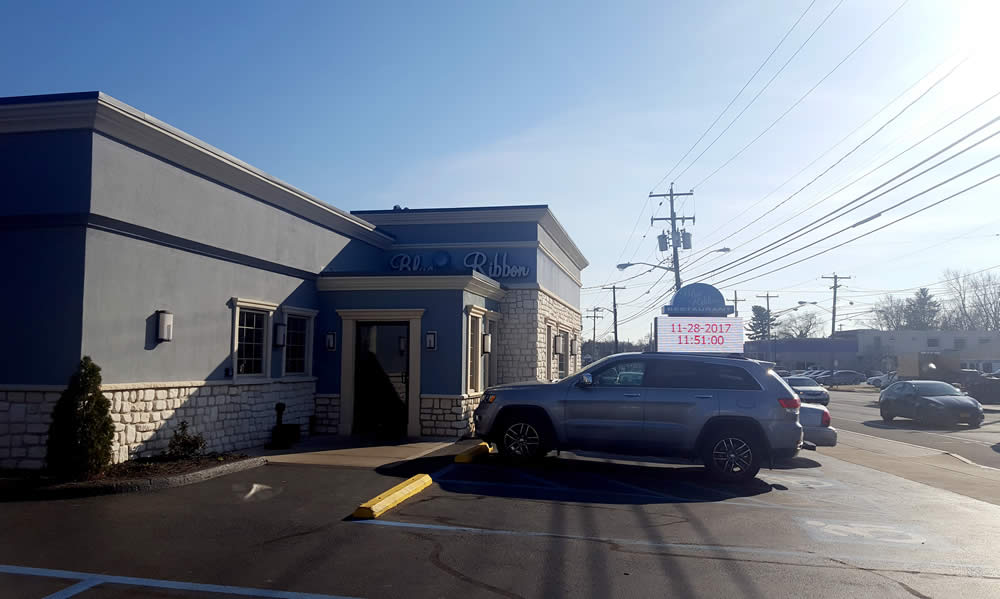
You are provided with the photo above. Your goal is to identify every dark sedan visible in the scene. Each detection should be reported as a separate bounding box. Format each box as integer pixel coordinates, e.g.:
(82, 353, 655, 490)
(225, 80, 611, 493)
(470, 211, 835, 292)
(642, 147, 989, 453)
(879, 380, 985, 427)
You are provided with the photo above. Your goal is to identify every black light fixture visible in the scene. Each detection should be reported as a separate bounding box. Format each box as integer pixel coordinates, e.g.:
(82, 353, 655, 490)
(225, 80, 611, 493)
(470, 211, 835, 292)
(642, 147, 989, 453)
(482, 333, 492, 354)
(156, 310, 174, 342)
(325, 332, 337, 351)
(274, 322, 287, 347)
(425, 331, 438, 351)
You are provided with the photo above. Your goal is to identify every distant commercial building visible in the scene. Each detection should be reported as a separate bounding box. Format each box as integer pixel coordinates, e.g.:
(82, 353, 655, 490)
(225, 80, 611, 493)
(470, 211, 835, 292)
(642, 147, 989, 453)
(745, 329, 1000, 372)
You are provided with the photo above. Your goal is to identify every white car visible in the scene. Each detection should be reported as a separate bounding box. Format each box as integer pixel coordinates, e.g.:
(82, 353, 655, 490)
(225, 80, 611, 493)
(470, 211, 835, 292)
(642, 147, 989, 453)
(800, 403, 837, 447)
(867, 372, 897, 388)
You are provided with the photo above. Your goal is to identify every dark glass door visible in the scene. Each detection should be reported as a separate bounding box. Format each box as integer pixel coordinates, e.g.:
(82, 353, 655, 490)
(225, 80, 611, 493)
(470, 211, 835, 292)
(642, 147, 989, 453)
(354, 322, 409, 439)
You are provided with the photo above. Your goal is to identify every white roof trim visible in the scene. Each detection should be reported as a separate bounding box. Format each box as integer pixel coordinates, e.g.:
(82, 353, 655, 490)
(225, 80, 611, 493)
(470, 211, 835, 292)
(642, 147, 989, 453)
(318, 272, 505, 301)
(0, 93, 393, 249)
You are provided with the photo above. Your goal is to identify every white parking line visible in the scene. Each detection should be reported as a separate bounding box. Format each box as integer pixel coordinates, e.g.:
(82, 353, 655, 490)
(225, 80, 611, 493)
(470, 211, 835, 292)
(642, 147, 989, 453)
(0, 564, 361, 599)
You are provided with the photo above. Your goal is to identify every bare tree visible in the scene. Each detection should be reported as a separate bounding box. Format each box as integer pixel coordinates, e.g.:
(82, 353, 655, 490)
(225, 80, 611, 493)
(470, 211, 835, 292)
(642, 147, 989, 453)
(870, 295, 907, 330)
(776, 312, 824, 338)
(940, 270, 1000, 331)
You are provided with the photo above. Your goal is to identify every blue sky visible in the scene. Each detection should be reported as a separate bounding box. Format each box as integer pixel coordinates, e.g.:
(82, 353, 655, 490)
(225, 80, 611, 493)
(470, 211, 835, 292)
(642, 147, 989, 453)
(4, 0, 998, 340)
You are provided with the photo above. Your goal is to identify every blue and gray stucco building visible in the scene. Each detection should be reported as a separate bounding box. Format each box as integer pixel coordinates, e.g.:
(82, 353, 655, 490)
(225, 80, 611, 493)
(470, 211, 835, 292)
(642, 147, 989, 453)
(0, 92, 587, 468)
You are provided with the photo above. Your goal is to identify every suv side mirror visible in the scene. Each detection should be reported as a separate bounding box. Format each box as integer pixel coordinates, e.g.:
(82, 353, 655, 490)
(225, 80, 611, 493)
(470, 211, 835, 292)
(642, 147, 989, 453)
(577, 373, 593, 387)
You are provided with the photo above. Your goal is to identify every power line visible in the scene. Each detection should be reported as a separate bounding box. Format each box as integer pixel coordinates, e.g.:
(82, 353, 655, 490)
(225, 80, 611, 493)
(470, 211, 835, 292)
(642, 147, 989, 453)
(719, 168, 1000, 288)
(647, 0, 820, 194)
(692, 0, 912, 189)
(687, 56, 969, 262)
(689, 85, 1000, 273)
(689, 114, 1000, 284)
(619, 160, 1000, 329)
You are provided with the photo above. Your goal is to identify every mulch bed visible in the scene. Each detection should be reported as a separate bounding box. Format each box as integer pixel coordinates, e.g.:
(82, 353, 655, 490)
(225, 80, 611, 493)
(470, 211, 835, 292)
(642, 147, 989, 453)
(1, 453, 250, 493)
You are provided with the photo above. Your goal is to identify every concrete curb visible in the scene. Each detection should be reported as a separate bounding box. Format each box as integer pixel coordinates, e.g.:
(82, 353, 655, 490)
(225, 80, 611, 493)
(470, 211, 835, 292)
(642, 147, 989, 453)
(454, 442, 492, 463)
(5, 457, 267, 500)
(352, 473, 433, 519)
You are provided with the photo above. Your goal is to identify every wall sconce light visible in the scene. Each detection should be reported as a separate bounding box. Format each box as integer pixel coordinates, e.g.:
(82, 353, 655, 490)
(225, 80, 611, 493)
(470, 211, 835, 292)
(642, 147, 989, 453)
(325, 332, 337, 351)
(482, 333, 492, 354)
(425, 331, 438, 351)
(274, 322, 286, 347)
(156, 310, 173, 342)
(570, 338, 577, 356)
(553, 335, 564, 355)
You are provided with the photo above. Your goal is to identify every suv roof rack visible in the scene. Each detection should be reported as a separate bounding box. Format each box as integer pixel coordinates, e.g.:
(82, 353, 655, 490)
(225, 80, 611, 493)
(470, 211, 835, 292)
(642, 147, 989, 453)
(641, 352, 749, 359)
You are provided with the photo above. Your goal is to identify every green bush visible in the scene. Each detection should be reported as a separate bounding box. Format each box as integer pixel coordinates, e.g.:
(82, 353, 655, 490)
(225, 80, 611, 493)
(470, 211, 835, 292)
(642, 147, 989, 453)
(46, 356, 115, 480)
(168, 421, 206, 458)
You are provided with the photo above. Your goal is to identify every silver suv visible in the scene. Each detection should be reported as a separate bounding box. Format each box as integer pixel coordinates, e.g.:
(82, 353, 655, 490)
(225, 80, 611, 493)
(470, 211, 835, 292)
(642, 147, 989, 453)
(474, 352, 802, 482)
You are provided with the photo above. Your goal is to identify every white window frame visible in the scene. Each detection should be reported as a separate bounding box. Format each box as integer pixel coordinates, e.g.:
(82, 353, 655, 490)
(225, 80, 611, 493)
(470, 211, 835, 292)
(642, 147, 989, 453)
(281, 306, 318, 377)
(468, 312, 483, 394)
(231, 298, 278, 381)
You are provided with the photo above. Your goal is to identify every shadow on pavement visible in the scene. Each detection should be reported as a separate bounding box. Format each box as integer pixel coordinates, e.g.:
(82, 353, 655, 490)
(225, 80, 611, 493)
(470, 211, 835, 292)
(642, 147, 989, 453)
(861, 418, 979, 433)
(771, 456, 821, 469)
(378, 453, 778, 505)
(993, 443, 999, 455)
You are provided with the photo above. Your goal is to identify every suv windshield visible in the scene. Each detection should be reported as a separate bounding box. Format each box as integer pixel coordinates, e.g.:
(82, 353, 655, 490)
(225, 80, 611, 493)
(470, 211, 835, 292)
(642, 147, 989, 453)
(913, 381, 962, 396)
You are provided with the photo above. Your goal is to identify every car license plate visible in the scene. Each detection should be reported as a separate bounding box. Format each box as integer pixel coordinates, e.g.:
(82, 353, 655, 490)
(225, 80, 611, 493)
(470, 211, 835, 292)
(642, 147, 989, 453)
(959, 412, 970, 418)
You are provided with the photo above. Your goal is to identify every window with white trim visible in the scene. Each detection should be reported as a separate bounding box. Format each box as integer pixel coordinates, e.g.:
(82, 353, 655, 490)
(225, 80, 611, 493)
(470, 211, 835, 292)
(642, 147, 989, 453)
(557, 331, 568, 379)
(468, 315, 482, 392)
(237, 309, 267, 375)
(285, 316, 308, 374)
(231, 298, 277, 380)
(281, 307, 317, 377)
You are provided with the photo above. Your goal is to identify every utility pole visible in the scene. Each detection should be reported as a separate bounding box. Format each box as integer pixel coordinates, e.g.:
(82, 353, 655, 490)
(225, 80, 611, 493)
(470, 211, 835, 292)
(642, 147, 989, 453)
(602, 285, 624, 354)
(584, 308, 603, 356)
(757, 292, 779, 362)
(822, 273, 851, 337)
(731, 290, 746, 317)
(649, 183, 695, 292)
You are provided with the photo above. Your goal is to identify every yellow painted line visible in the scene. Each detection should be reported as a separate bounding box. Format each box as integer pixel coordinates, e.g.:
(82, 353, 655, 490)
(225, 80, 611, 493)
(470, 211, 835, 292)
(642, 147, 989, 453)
(454, 442, 492, 463)
(352, 474, 433, 519)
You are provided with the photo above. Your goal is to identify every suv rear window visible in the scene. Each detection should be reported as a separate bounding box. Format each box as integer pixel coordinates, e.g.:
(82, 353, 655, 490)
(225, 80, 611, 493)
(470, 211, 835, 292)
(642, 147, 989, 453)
(646, 361, 761, 390)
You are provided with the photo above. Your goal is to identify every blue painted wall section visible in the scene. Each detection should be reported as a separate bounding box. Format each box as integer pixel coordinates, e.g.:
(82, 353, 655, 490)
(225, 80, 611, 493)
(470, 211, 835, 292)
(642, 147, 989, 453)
(315, 290, 465, 395)
(0, 129, 93, 216)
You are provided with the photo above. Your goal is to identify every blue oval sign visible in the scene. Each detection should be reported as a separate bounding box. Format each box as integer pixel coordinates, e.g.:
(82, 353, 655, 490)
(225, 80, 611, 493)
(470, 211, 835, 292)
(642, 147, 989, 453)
(662, 283, 735, 317)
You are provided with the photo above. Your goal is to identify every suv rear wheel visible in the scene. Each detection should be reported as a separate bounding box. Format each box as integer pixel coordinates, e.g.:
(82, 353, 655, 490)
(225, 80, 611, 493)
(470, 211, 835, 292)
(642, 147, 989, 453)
(701, 428, 762, 483)
(497, 412, 550, 459)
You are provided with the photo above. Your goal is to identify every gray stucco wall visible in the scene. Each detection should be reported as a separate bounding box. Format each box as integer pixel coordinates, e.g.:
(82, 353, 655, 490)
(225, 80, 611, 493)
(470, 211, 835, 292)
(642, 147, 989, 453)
(89, 133, 357, 274)
(81, 228, 318, 384)
(1, 129, 92, 216)
(0, 129, 93, 385)
(536, 253, 581, 308)
(314, 289, 464, 396)
(0, 227, 86, 384)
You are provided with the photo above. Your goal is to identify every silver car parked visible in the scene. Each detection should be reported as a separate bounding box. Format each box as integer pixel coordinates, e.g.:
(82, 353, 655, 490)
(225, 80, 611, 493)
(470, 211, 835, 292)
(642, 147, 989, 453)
(474, 352, 803, 482)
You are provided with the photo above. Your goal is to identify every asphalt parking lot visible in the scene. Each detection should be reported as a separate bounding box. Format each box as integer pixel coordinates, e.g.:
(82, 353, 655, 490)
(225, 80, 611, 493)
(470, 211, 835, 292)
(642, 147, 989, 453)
(3, 447, 1000, 598)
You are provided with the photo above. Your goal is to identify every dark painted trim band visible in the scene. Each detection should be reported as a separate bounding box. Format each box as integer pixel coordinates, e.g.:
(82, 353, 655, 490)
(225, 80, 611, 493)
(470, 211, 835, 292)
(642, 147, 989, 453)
(0, 212, 317, 281)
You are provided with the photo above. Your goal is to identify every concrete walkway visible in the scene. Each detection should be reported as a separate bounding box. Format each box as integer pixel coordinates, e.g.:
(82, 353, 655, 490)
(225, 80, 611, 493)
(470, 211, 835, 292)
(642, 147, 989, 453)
(247, 435, 458, 468)
(822, 429, 1000, 505)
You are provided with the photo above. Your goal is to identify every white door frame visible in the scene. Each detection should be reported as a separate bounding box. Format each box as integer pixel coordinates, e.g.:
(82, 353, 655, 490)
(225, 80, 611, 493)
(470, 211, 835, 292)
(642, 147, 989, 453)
(337, 309, 424, 437)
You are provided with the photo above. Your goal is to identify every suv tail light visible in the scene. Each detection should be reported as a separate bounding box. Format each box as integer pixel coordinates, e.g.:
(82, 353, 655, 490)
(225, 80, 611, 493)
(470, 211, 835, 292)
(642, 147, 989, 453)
(777, 397, 800, 409)
(821, 410, 831, 427)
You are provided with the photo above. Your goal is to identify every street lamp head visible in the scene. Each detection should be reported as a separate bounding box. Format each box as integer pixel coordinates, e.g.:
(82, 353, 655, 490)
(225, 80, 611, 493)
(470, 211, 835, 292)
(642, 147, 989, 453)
(616, 263, 632, 271)
(797, 301, 817, 305)
(715, 247, 731, 253)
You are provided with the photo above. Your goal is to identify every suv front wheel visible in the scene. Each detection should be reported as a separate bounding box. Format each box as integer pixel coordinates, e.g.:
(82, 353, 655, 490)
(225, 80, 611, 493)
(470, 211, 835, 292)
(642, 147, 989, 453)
(497, 412, 550, 459)
(701, 428, 762, 482)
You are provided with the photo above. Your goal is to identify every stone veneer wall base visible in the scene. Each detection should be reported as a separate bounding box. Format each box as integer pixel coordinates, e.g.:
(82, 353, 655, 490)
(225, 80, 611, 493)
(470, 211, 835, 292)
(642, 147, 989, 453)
(0, 378, 317, 469)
